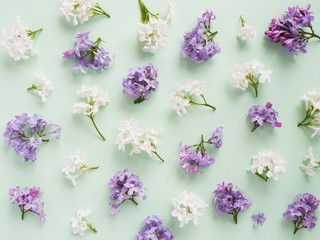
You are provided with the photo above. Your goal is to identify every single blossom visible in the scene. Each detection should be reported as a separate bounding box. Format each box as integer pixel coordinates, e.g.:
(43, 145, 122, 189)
(238, 15, 256, 41)
(252, 213, 266, 226)
(300, 147, 320, 177)
(27, 70, 53, 102)
(71, 208, 97, 235)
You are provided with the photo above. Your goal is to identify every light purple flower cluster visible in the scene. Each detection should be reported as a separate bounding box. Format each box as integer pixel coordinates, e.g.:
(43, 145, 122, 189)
(122, 63, 159, 104)
(108, 169, 147, 215)
(9, 186, 46, 223)
(179, 126, 223, 174)
(63, 32, 114, 73)
(283, 193, 320, 234)
(265, 4, 320, 55)
(137, 215, 174, 240)
(252, 213, 266, 226)
(212, 182, 252, 224)
(182, 10, 221, 63)
(3, 113, 61, 162)
(247, 102, 282, 132)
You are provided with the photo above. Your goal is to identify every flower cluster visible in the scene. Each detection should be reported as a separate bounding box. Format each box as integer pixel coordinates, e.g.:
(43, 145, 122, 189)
(171, 191, 208, 228)
(108, 169, 147, 215)
(298, 88, 320, 137)
(252, 213, 266, 226)
(181, 10, 221, 63)
(138, 0, 173, 54)
(179, 126, 223, 174)
(115, 119, 164, 162)
(136, 215, 174, 240)
(60, 0, 110, 25)
(248, 149, 287, 181)
(247, 102, 282, 132)
(170, 80, 216, 116)
(27, 70, 53, 102)
(265, 4, 320, 55)
(1, 16, 42, 61)
(63, 32, 114, 73)
(238, 16, 256, 41)
(4, 113, 61, 162)
(73, 85, 109, 140)
(283, 193, 320, 234)
(62, 151, 99, 186)
(122, 63, 159, 104)
(230, 60, 272, 97)
(71, 208, 97, 235)
(9, 186, 46, 223)
(212, 182, 252, 224)
(300, 147, 320, 177)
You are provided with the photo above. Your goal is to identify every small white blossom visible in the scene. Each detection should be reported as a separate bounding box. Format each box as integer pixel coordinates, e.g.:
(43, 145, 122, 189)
(71, 208, 96, 235)
(171, 191, 208, 227)
(27, 70, 52, 102)
(238, 23, 256, 41)
(300, 147, 319, 177)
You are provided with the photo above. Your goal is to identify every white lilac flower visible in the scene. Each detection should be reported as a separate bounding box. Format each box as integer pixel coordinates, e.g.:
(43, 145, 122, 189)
(71, 208, 97, 235)
(60, 0, 110, 25)
(62, 151, 99, 186)
(170, 80, 216, 116)
(300, 147, 320, 177)
(171, 191, 208, 227)
(1, 16, 42, 61)
(238, 15, 256, 41)
(230, 60, 272, 97)
(115, 119, 164, 162)
(27, 70, 53, 102)
(248, 149, 287, 181)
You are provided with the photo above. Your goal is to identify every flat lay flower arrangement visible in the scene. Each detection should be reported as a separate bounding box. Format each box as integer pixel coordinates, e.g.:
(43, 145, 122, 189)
(1, 0, 320, 240)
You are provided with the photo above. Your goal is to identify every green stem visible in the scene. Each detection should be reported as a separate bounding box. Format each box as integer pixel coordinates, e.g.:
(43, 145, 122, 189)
(88, 166, 99, 170)
(87, 223, 97, 233)
(89, 116, 105, 141)
(153, 151, 164, 162)
(240, 15, 245, 27)
(92, 3, 110, 18)
(27, 28, 43, 39)
(128, 197, 138, 205)
(134, 97, 145, 104)
(251, 122, 259, 132)
(255, 172, 268, 182)
(297, 111, 312, 127)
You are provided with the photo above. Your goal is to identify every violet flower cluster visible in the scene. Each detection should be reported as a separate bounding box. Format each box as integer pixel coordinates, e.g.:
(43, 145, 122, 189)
(4, 113, 61, 162)
(265, 4, 320, 55)
(123, 63, 159, 104)
(182, 10, 221, 63)
(212, 182, 252, 224)
(137, 215, 174, 240)
(283, 193, 320, 234)
(108, 169, 147, 215)
(247, 102, 282, 132)
(63, 32, 114, 73)
(252, 213, 266, 226)
(9, 186, 46, 223)
(179, 126, 223, 174)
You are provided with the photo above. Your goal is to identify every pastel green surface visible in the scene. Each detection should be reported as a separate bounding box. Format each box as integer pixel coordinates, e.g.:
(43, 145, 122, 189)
(1, 0, 320, 239)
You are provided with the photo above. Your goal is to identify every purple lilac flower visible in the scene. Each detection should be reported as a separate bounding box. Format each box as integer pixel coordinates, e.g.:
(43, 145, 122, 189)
(283, 193, 320, 234)
(252, 213, 266, 226)
(3, 113, 61, 162)
(137, 215, 174, 240)
(247, 102, 282, 132)
(179, 126, 223, 174)
(212, 182, 252, 224)
(265, 4, 320, 55)
(182, 10, 221, 63)
(63, 32, 114, 73)
(108, 169, 147, 215)
(9, 186, 46, 223)
(122, 63, 159, 104)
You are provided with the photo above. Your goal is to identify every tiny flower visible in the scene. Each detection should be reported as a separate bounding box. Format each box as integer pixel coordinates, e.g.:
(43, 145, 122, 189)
(252, 213, 266, 226)
(71, 208, 97, 236)
(171, 191, 208, 227)
(238, 15, 256, 41)
(182, 10, 221, 63)
(60, 0, 110, 25)
(9, 186, 46, 223)
(300, 147, 320, 177)
(27, 70, 53, 102)
(170, 80, 216, 116)
(73, 85, 109, 141)
(1, 16, 42, 61)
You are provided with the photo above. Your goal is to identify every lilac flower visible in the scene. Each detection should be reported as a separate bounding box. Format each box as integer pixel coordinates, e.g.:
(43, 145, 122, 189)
(137, 215, 174, 240)
(247, 102, 282, 132)
(283, 193, 320, 234)
(182, 10, 221, 63)
(265, 4, 320, 55)
(9, 186, 46, 223)
(3, 113, 61, 162)
(179, 127, 223, 174)
(212, 182, 252, 224)
(63, 32, 114, 73)
(108, 169, 147, 215)
(123, 63, 159, 104)
(252, 213, 266, 226)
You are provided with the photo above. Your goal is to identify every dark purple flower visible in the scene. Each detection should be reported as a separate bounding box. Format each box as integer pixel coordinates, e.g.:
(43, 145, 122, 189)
(137, 215, 174, 240)
(252, 213, 266, 226)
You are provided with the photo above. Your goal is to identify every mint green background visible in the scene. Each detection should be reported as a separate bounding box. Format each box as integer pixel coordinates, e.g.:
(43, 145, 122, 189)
(0, 0, 320, 239)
